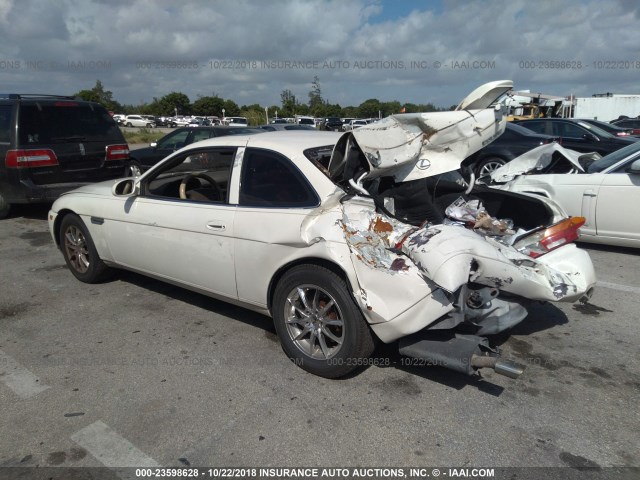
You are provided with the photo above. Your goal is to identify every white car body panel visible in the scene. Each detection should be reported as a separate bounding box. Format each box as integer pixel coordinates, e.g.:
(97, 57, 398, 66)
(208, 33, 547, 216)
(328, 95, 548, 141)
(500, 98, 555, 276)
(494, 144, 640, 247)
(490, 143, 587, 183)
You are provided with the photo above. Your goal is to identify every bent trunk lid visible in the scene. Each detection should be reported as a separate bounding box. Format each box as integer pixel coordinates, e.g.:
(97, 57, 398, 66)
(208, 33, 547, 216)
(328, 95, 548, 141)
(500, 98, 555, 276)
(328, 81, 513, 185)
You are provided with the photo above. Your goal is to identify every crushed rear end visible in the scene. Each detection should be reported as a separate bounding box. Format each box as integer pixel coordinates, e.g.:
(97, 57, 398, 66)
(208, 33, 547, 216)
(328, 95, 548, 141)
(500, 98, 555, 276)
(321, 81, 597, 378)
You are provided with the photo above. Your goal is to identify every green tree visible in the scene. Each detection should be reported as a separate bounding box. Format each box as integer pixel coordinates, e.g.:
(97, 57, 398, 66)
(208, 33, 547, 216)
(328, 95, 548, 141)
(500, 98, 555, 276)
(240, 106, 267, 126)
(308, 76, 324, 115)
(74, 80, 121, 112)
(341, 106, 358, 118)
(222, 99, 240, 117)
(324, 103, 342, 117)
(357, 98, 382, 118)
(156, 92, 191, 116)
(381, 101, 402, 116)
(192, 96, 225, 117)
(280, 89, 296, 117)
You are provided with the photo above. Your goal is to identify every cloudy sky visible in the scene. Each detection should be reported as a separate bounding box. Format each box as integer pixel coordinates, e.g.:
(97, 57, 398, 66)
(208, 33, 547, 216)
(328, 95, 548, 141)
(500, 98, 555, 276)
(0, 0, 639, 109)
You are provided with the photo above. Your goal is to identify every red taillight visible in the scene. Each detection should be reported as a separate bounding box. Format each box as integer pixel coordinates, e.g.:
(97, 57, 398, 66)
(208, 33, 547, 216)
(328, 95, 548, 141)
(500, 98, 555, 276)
(106, 144, 129, 161)
(514, 217, 586, 258)
(54, 101, 78, 107)
(5, 149, 59, 168)
(539, 216, 585, 252)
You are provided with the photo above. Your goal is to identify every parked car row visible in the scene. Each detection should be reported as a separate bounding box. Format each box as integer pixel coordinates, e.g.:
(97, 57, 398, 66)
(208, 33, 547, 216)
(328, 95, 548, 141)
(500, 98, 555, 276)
(113, 114, 246, 128)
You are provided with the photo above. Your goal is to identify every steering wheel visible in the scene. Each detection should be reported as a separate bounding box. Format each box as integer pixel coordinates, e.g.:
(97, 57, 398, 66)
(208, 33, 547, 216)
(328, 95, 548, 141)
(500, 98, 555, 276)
(179, 173, 222, 200)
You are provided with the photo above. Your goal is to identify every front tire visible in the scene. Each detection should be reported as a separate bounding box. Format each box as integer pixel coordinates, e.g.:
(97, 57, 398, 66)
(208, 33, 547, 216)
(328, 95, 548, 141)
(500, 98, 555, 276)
(59, 214, 110, 283)
(272, 265, 375, 378)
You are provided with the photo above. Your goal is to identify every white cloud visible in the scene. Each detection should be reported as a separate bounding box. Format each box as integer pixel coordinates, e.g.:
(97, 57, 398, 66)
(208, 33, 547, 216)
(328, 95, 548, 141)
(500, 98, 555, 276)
(0, 0, 638, 107)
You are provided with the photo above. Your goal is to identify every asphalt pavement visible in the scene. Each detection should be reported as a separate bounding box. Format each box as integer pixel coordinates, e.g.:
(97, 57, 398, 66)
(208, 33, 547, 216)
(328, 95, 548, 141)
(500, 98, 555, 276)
(0, 204, 638, 473)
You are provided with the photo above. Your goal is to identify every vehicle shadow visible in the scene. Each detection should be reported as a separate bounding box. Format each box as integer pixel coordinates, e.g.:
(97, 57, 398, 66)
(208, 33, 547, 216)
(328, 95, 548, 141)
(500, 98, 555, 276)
(5, 204, 50, 220)
(112, 270, 568, 396)
(369, 301, 569, 395)
(372, 342, 507, 396)
(115, 269, 274, 332)
(494, 300, 569, 338)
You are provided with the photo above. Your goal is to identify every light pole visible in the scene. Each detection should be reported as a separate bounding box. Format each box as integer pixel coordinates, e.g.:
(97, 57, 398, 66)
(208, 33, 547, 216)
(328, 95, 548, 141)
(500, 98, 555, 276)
(222, 108, 225, 124)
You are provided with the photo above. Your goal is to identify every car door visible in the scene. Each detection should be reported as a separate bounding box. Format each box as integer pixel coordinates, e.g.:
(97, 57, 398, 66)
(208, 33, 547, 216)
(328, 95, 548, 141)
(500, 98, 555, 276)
(104, 146, 240, 298)
(551, 121, 595, 153)
(593, 155, 640, 242)
(509, 173, 602, 237)
(232, 147, 321, 307)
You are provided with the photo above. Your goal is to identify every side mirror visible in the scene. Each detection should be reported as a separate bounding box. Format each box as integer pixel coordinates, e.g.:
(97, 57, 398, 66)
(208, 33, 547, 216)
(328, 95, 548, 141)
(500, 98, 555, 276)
(112, 178, 139, 197)
(150, 142, 158, 148)
(626, 158, 640, 174)
(582, 132, 598, 142)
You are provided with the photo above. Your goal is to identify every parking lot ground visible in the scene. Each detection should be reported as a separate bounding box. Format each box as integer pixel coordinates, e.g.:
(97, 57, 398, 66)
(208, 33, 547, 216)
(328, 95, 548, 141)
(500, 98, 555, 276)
(0, 205, 639, 471)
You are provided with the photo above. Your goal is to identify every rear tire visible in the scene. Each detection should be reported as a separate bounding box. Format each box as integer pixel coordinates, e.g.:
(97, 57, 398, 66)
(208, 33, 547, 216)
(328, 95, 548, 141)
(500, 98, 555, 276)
(272, 265, 376, 378)
(0, 191, 10, 219)
(59, 214, 111, 283)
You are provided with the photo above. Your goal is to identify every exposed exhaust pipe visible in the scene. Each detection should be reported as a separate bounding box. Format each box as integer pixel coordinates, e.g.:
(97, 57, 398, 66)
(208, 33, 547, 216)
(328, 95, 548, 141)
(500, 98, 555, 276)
(398, 333, 526, 379)
(470, 354, 525, 379)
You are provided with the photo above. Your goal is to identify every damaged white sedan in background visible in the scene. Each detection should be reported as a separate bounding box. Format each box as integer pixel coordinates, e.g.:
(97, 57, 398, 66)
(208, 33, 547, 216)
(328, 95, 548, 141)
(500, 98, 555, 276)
(49, 80, 596, 380)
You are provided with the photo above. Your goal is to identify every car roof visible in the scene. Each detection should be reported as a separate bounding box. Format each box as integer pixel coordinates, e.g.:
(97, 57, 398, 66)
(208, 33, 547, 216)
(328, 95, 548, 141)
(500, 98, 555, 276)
(186, 130, 342, 155)
(506, 122, 551, 136)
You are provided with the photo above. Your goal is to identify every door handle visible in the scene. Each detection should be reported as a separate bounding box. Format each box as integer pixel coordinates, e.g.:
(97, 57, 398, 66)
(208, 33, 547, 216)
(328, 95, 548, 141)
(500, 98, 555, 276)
(206, 222, 226, 231)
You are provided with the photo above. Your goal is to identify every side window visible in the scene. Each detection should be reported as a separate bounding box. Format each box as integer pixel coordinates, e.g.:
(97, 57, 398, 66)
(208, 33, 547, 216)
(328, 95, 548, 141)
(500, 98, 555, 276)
(239, 148, 318, 208)
(145, 147, 236, 203)
(613, 154, 640, 173)
(554, 122, 585, 138)
(157, 130, 190, 150)
(520, 121, 545, 134)
(0, 105, 12, 143)
(191, 129, 213, 143)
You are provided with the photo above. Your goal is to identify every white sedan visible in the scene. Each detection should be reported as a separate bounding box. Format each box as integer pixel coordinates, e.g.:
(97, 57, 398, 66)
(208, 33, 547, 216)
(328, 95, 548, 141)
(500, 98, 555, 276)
(49, 81, 597, 380)
(492, 142, 640, 248)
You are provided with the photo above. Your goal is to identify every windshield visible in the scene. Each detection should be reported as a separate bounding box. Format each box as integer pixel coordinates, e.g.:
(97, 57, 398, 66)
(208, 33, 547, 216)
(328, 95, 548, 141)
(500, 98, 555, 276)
(588, 141, 640, 173)
(583, 119, 626, 133)
(576, 120, 615, 139)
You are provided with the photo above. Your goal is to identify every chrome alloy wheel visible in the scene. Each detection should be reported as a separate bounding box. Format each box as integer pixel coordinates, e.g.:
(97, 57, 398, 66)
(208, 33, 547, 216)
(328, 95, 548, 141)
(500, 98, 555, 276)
(477, 160, 505, 179)
(63, 225, 90, 273)
(284, 285, 345, 360)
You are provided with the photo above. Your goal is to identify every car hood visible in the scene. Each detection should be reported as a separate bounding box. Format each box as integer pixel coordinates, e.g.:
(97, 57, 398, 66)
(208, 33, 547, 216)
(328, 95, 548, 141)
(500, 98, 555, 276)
(59, 179, 121, 197)
(328, 81, 512, 185)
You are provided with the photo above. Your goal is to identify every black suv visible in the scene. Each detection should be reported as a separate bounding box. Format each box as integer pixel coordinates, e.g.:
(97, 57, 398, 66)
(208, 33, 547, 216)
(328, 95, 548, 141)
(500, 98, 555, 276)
(0, 94, 129, 218)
